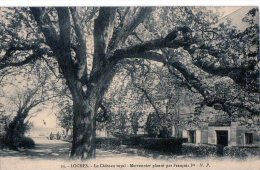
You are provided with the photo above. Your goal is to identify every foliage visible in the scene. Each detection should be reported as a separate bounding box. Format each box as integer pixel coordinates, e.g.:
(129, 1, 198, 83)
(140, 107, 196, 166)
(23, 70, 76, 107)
(130, 112, 144, 135)
(95, 137, 121, 149)
(57, 99, 73, 135)
(16, 136, 35, 149)
(145, 112, 173, 138)
(223, 146, 260, 158)
(145, 113, 161, 137)
(140, 137, 183, 153)
(182, 144, 260, 158)
(122, 134, 148, 146)
(108, 110, 130, 137)
(182, 143, 217, 157)
(3, 136, 35, 149)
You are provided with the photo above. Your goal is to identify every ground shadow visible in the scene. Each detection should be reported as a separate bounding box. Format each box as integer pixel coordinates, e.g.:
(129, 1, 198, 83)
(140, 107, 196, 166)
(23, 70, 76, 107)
(0, 140, 71, 160)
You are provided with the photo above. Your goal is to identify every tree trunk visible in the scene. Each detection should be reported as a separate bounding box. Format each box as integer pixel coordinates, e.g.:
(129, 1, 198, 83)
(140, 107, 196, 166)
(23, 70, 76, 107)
(68, 67, 115, 159)
(69, 91, 96, 159)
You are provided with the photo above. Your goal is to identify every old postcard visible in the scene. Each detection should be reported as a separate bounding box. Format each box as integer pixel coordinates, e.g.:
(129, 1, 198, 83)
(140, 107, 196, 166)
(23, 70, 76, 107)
(0, 0, 259, 170)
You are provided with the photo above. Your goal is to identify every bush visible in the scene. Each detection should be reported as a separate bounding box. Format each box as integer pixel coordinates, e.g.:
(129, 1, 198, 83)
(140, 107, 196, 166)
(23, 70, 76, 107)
(140, 137, 183, 154)
(0, 134, 5, 149)
(145, 113, 161, 137)
(62, 135, 72, 142)
(224, 146, 260, 158)
(158, 127, 171, 138)
(182, 143, 217, 157)
(16, 136, 35, 149)
(2, 136, 35, 149)
(122, 134, 148, 146)
(95, 137, 121, 149)
(182, 138, 188, 143)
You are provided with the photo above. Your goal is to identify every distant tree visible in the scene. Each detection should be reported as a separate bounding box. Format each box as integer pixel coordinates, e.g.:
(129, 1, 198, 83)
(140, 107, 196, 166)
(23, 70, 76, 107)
(57, 101, 73, 137)
(145, 113, 161, 137)
(130, 112, 143, 135)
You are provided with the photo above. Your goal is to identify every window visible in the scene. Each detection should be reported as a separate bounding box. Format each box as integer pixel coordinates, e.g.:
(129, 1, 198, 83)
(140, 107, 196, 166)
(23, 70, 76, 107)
(245, 133, 253, 145)
(188, 130, 196, 144)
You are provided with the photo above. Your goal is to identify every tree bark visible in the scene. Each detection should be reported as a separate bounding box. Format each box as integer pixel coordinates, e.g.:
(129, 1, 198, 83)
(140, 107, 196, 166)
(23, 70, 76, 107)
(69, 88, 96, 159)
(68, 64, 116, 159)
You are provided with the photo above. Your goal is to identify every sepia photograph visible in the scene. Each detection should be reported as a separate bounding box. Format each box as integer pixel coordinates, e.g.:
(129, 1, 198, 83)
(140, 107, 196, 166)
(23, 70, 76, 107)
(0, 1, 260, 170)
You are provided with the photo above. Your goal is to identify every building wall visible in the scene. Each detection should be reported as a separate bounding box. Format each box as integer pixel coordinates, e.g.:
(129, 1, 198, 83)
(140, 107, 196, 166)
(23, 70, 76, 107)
(182, 129, 188, 138)
(172, 125, 182, 138)
(236, 126, 260, 146)
(236, 126, 246, 146)
(207, 123, 260, 147)
(182, 129, 203, 144)
(196, 130, 201, 144)
(230, 122, 237, 146)
(201, 126, 208, 144)
(182, 123, 260, 147)
(171, 125, 177, 137)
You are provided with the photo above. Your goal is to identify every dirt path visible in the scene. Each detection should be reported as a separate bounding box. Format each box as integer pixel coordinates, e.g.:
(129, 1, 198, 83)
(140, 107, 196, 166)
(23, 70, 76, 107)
(0, 138, 148, 160)
(0, 138, 71, 160)
(1, 138, 260, 170)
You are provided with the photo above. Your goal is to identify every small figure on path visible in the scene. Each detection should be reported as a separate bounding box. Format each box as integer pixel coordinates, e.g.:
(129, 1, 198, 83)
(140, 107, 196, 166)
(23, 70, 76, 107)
(56, 131, 61, 140)
(50, 132, 54, 140)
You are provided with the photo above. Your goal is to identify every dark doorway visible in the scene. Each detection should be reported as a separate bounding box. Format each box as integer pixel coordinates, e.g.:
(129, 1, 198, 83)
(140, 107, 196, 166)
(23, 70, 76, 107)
(188, 130, 196, 144)
(216, 130, 228, 146)
(245, 133, 253, 145)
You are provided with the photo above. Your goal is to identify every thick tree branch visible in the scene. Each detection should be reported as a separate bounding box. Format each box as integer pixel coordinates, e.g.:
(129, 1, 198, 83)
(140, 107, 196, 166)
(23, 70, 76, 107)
(109, 28, 194, 62)
(191, 55, 259, 93)
(92, 8, 116, 68)
(30, 7, 60, 54)
(0, 53, 36, 70)
(56, 7, 76, 79)
(70, 7, 88, 84)
(109, 23, 259, 93)
(122, 50, 258, 116)
(0, 47, 51, 70)
(1, 43, 37, 62)
(87, 8, 117, 85)
(108, 7, 153, 50)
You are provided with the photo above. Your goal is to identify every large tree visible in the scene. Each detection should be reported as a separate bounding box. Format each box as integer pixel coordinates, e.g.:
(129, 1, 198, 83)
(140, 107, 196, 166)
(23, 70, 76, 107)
(0, 7, 259, 159)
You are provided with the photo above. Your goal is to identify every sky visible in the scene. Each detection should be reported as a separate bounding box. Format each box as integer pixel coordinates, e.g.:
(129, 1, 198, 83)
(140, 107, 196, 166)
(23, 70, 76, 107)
(217, 7, 241, 17)
(29, 103, 58, 129)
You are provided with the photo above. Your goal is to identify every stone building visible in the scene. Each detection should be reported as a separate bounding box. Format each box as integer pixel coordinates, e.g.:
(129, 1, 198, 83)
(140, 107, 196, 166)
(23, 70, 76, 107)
(182, 117, 260, 147)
